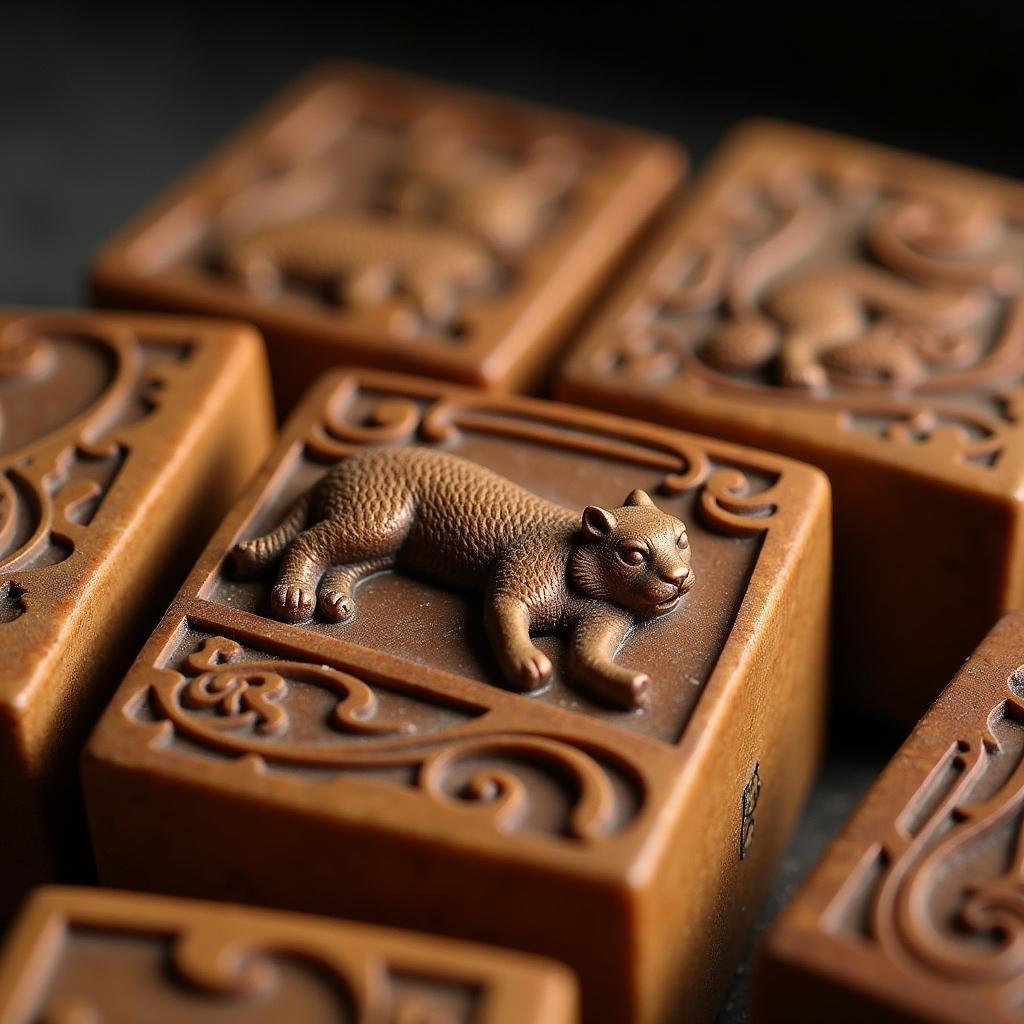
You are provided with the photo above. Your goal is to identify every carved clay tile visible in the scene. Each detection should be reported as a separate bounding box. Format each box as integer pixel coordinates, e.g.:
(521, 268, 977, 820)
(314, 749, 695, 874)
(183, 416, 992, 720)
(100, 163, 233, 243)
(0, 887, 577, 1022)
(90, 63, 684, 412)
(0, 309, 273, 920)
(83, 370, 830, 1024)
(556, 120, 1024, 724)
(756, 611, 1024, 1024)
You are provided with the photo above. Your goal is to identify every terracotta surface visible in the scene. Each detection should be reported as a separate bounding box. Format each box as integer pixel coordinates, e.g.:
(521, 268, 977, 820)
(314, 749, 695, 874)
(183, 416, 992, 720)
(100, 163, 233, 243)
(0, 887, 578, 1023)
(755, 612, 1024, 1024)
(555, 119, 1024, 725)
(0, 309, 273, 920)
(90, 63, 684, 412)
(83, 370, 830, 1024)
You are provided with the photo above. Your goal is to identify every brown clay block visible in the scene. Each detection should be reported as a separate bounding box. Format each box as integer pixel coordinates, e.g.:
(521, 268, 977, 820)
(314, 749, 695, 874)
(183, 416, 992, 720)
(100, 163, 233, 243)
(90, 63, 685, 413)
(83, 370, 830, 1024)
(556, 119, 1024, 725)
(755, 611, 1024, 1024)
(0, 887, 578, 1022)
(0, 309, 273, 920)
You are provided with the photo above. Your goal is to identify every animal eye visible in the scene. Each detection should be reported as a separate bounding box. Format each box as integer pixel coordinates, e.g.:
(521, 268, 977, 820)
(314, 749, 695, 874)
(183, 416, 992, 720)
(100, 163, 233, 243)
(677, 534, 689, 550)
(618, 547, 645, 566)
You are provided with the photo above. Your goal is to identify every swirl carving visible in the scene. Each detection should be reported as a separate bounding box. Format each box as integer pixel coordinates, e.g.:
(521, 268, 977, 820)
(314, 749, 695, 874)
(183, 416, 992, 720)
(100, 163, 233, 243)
(177, 636, 416, 739)
(847, 673, 1024, 1008)
(599, 161, 1024, 469)
(149, 636, 641, 843)
(304, 382, 782, 537)
(0, 314, 173, 594)
(39, 923, 475, 1023)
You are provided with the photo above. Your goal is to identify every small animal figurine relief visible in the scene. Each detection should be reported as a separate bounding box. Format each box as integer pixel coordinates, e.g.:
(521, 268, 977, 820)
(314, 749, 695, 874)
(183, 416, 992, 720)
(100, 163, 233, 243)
(216, 121, 579, 332)
(701, 271, 986, 393)
(233, 447, 694, 709)
(665, 170, 1008, 395)
(222, 215, 498, 330)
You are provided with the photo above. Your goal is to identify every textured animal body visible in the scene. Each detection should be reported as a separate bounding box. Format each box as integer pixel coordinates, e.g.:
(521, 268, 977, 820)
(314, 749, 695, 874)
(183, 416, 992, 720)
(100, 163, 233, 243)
(703, 264, 984, 391)
(223, 214, 496, 326)
(766, 265, 984, 389)
(234, 447, 694, 708)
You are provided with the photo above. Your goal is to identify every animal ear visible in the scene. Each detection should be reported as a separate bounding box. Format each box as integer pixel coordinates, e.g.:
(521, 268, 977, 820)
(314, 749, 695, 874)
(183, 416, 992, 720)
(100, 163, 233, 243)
(581, 505, 617, 540)
(625, 488, 655, 508)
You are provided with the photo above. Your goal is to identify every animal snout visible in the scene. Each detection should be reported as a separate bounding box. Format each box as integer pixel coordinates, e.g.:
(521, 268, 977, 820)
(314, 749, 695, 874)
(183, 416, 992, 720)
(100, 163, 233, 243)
(664, 564, 692, 589)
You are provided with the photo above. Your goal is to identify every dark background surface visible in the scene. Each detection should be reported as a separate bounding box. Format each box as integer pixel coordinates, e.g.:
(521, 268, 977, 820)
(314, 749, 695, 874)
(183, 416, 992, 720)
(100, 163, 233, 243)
(2, 3, 1019, 1019)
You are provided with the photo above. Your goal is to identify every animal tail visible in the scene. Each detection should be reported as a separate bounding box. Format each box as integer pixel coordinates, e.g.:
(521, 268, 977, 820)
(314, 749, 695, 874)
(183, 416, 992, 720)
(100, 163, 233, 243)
(231, 490, 312, 578)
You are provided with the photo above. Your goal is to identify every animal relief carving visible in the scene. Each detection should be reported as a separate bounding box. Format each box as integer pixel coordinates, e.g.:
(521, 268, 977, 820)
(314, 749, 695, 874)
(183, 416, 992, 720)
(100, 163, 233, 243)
(233, 447, 694, 709)
(702, 264, 987, 392)
(627, 165, 1018, 403)
(217, 119, 579, 332)
(222, 215, 497, 330)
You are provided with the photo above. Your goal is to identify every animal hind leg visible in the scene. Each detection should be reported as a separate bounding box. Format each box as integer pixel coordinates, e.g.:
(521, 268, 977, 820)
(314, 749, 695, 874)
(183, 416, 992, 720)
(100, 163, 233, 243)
(232, 492, 311, 578)
(223, 249, 282, 299)
(270, 521, 340, 623)
(778, 335, 828, 391)
(272, 508, 410, 622)
(405, 268, 458, 327)
(318, 555, 395, 623)
(336, 263, 397, 309)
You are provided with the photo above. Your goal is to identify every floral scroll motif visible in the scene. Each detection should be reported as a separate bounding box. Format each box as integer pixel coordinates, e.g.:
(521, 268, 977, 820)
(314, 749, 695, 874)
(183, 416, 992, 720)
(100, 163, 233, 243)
(303, 379, 782, 538)
(148, 636, 642, 844)
(599, 163, 1024, 469)
(841, 671, 1024, 1015)
(0, 314, 175, 600)
(41, 924, 475, 1023)
(167, 930, 471, 1023)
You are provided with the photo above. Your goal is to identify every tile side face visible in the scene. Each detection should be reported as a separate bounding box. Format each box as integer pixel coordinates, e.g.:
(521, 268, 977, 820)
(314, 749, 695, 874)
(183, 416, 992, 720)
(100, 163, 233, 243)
(85, 371, 829, 1023)
(757, 611, 1024, 1024)
(92, 63, 684, 407)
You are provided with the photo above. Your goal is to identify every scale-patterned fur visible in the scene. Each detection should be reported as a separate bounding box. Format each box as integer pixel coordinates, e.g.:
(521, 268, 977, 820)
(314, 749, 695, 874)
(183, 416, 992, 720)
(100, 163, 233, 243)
(233, 447, 694, 709)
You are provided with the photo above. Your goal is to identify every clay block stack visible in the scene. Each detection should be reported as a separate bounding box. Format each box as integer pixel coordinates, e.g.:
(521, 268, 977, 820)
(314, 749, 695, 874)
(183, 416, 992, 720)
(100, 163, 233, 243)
(1, 60, 1021, 1024)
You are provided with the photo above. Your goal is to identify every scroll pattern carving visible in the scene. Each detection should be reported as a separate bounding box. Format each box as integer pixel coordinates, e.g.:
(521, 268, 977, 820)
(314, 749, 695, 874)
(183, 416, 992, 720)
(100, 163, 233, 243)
(0, 314, 175, 604)
(599, 163, 1024, 468)
(304, 381, 783, 538)
(170, 380, 795, 843)
(37, 924, 480, 1023)
(842, 671, 1024, 1015)
(147, 635, 643, 844)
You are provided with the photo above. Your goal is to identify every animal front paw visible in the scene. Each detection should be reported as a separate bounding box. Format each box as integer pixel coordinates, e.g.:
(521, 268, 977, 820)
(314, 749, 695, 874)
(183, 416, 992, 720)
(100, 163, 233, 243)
(271, 583, 315, 622)
(318, 589, 355, 623)
(230, 256, 281, 299)
(780, 360, 827, 392)
(508, 647, 553, 692)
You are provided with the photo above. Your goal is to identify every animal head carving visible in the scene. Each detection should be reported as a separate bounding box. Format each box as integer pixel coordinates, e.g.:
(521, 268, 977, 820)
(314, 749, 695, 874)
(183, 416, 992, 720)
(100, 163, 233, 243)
(570, 488, 694, 619)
